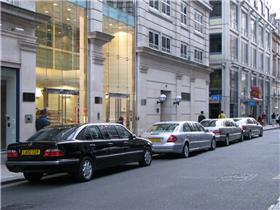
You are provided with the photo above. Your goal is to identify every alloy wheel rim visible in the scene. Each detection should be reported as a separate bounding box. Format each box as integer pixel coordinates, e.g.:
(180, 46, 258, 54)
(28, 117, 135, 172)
(184, 145, 189, 156)
(82, 160, 93, 179)
(212, 139, 216, 148)
(226, 137, 229, 145)
(144, 151, 152, 164)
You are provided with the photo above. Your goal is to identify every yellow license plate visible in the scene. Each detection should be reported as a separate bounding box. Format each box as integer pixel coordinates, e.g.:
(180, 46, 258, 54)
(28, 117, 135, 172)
(149, 138, 162, 143)
(21, 149, 41, 156)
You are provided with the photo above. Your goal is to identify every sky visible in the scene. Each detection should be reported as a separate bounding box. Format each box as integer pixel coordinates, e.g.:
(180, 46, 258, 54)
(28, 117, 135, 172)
(270, 0, 280, 18)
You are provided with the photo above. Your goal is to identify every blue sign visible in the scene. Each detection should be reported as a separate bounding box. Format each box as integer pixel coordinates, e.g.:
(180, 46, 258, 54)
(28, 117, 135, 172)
(211, 95, 222, 101)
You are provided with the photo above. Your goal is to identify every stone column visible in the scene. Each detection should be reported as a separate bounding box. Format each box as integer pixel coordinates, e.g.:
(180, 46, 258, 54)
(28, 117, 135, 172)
(88, 31, 113, 123)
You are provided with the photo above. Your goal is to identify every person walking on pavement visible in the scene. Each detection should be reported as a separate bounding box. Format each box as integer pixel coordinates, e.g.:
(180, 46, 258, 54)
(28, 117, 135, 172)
(218, 110, 226, 119)
(198, 111, 206, 122)
(35, 109, 50, 131)
(271, 112, 276, 127)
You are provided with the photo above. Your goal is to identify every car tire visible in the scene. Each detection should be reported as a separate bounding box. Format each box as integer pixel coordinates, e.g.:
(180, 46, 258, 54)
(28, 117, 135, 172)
(139, 148, 152, 166)
(224, 135, 230, 146)
(181, 143, 189, 158)
(74, 156, 94, 182)
(259, 129, 263, 137)
(23, 172, 43, 182)
(247, 131, 252, 140)
(210, 138, 216, 150)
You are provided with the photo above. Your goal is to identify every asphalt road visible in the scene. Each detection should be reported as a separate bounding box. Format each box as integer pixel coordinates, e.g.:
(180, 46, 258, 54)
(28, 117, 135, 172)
(1, 129, 280, 210)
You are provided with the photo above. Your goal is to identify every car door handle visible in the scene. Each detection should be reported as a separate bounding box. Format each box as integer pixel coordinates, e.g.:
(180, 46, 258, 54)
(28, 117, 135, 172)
(123, 141, 129, 144)
(90, 144, 95, 147)
(107, 142, 114, 146)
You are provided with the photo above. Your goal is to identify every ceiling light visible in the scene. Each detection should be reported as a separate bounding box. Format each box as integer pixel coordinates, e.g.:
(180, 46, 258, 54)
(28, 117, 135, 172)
(67, 8, 71, 11)
(47, 29, 51, 32)
(45, 10, 49, 14)
(109, 23, 113, 26)
(53, 3, 58, 6)
(58, 31, 61, 34)
(66, 18, 70, 21)
(15, 27, 24, 31)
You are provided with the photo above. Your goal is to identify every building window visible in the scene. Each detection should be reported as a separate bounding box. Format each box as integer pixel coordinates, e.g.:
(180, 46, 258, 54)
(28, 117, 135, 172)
(230, 3, 238, 30)
(210, 34, 222, 53)
(161, 0, 170, 16)
(241, 41, 248, 65)
(149, 31, 159, 49)
(230, 35, 238, 61)
(254, 0, 258, 9)
(194, 10, 203, 33)
(241, 12, 248, 36)
(266, 56, 270, 74)
(162, 35, 170, 52)
(181, 43, 188, 59)
(194, 48, 203, 63)
(266, 7, 270, 21)
(149, 0, 159, 10)
(230, 70, 238, 117)
(240, 71, 249, 99)
(180, 2, 187, 24)
(259, 51, 264, 71)
(210, 1, 222, 18)
(259, 0, 264, 15)
(252, 47, 257, 68)
(265, 31, 270, 50)
(181, 92, 191, 101)
(258, 25, 264, 47)
(251, 19, 256, 43)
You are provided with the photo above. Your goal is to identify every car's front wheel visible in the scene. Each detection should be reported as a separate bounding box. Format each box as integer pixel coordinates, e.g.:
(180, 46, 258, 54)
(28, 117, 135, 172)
(139, 148, 152, 166)
(259, 129, 263, 137)
(210, 138, 216, 150)
(73, 156, 94, 182)
(181, 143, 189, 158)
(23, 172, 43, 182)
(224, 135, 230, 146)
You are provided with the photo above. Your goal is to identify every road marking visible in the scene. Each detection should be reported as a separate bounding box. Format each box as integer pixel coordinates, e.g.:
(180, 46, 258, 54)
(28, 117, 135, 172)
(273, 175, 280, 180)
(268, 197, 280, 210)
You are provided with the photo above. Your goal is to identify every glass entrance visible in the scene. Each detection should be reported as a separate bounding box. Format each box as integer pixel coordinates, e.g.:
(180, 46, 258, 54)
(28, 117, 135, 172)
(1, 68, 18, 150)
(42, 88, 79, 126)
(106, 93, 130, 129)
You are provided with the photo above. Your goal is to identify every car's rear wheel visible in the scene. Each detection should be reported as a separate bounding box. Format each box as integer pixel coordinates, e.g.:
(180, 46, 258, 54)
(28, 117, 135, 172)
(210, 138, 216, 150)
(23, 172, 43, 182)
(139, 148, 152, 166)
(74, 156, 94, 182)
(247, 131, 252, 140)
(181, 143, 189, 158)
(224, 135, 230, 146)
(239, 133, 244, 142)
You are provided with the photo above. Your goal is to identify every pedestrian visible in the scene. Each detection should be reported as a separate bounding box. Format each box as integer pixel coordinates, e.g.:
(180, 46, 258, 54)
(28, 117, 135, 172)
(271, 112, 276, 127)
(218, 110, 226, 119)
(117, 116, 124, 125)
(261, 112, 266, 126)
(35, 109, 50, 131)
(198, 111, 206, 122)
(258, 114, 263, 126)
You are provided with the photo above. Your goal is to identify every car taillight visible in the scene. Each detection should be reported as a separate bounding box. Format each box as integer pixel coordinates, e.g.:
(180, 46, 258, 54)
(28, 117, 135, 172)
(213, 130, 220, 135)
(167, 135, 177, 142)
(43, 149, 64, 157)
(242, 125, 247, 130)
(7, 150, 19, 158)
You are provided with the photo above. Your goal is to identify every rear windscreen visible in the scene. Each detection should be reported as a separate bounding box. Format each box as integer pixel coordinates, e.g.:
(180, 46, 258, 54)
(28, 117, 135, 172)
(201, 120, 218, 127)
(27, 127, 78, 142)
(147, 124, 179, 133)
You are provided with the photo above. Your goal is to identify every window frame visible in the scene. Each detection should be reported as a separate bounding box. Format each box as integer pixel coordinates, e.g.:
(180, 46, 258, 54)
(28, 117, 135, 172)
(161, 35, 171, 53)
(149, 30, 160, 49)
(180, 1, 187, 25)
(161, 0, 171, 16)
(194, 48, 203, 63)
(194, 10, 203, 33)
(180, 42, 188, 59)
(149, 0, 159, 10)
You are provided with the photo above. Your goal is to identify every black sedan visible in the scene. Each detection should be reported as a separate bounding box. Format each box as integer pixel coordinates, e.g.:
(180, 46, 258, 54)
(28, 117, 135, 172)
(6, 123, 153, 182)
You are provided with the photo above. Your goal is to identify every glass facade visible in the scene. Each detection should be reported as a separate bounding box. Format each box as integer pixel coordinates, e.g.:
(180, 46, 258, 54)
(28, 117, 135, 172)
(102, 2, 135, 130)
(35, 1, 87, 125)
(240, 71, 249, 117)
(230, 70, 238, 117)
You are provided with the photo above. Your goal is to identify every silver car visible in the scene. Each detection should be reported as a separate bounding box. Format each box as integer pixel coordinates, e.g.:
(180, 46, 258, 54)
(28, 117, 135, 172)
(142, 121, 216, 158)
(200, 118, 243, 146)
(233, 117, 263, 139)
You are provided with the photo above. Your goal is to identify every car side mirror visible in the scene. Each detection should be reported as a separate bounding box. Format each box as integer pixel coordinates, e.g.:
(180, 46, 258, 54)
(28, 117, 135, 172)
(130, 134, 136, 140)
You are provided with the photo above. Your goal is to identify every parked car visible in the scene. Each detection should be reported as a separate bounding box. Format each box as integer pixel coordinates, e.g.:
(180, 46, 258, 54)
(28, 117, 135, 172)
(142, 121, 216, 158)
(200, 118, 243, 146)
(233, 117, 263, 139)
(6, 123, 152, 182)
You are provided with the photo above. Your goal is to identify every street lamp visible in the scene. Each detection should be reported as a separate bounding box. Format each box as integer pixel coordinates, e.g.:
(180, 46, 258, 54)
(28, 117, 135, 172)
(173, 95, 182, 105)
(157, 94, 167, 104)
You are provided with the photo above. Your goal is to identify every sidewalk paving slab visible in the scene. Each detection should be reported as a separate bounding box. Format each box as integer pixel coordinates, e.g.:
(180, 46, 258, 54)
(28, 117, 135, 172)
(1, 125, 279, 185)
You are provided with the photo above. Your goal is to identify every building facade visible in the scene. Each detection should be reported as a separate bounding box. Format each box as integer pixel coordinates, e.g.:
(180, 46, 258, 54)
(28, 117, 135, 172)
(136, 0, 212, 134)
(209, 0, 274, 121)
(270, 14, 280, 116)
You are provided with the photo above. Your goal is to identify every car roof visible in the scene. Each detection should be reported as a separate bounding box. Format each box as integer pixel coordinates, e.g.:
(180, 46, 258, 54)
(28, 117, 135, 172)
(153, 121, 198, 125)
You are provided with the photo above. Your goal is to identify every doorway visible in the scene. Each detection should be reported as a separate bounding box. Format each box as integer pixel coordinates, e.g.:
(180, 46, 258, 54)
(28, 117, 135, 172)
(160, 90, 172, 122)
(42, 88, 79, 125)
(105, 93, 130, 129)
(1, 68, 18, 150)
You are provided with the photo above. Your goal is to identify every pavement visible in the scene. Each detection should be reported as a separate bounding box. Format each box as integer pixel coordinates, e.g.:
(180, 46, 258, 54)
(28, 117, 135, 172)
(1, 125, 279, 185)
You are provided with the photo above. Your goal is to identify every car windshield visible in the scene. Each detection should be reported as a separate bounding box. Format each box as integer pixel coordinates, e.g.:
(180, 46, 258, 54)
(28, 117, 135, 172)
(233, 119, 245, 125)
(147, 123, 179, 133)
(27, 126, 78, 142)
(201, 120, 221, 127)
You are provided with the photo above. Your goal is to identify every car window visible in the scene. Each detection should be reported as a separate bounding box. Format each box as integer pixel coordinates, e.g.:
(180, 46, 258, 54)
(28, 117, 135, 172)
(200, 120, 211, 127)
(76, 127, 92, 140)
(98, 125, 110, 139)
(189, 123, 198, 132)
(225, 121, 232, 127)
(28, 126, 78, 142)
(115, 125, 131, 139)
(87, 126, 103, 139)
(105, 125, 120, 139)
(147, 123, 179, 133)
(183, 123, 191, 132)
(196, 123, 205, 131)
(247, 119, 253, 124)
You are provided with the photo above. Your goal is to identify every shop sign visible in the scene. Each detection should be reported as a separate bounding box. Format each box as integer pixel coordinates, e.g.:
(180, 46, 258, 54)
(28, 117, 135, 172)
(210, 95, 222, 101)
(249, 100, 256, 107)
